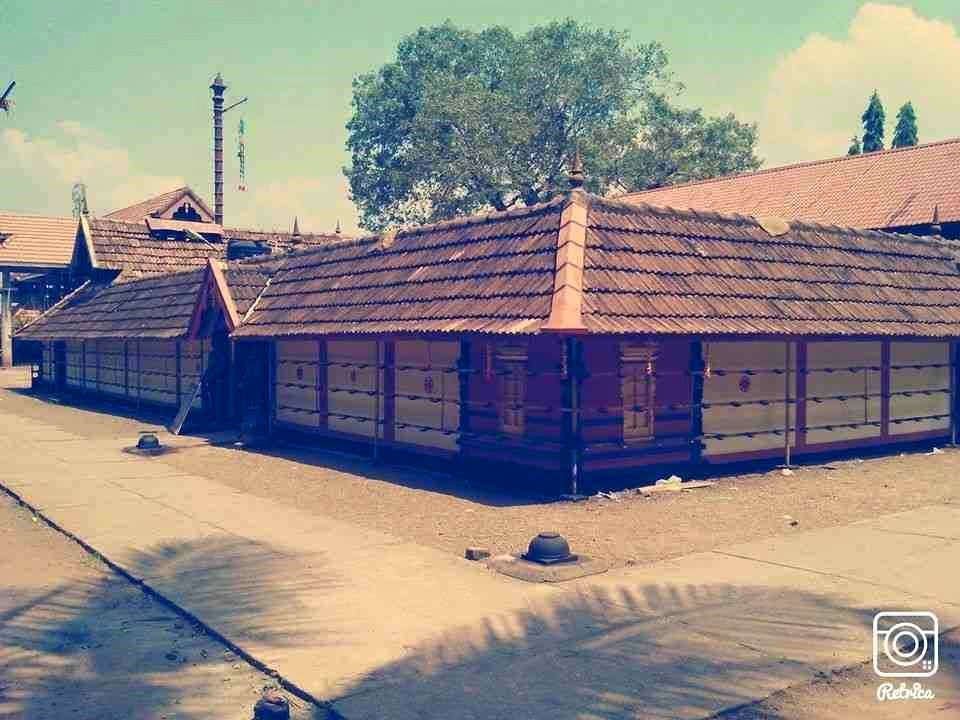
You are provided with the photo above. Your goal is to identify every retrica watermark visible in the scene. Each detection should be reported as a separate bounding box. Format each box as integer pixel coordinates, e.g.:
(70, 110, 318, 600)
(873, 611, 939, 702)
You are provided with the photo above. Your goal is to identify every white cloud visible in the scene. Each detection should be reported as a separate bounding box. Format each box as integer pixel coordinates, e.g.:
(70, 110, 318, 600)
(1, 123, 183, 215)
(227, 174, 360, 236)
(759, 3, 960, 166)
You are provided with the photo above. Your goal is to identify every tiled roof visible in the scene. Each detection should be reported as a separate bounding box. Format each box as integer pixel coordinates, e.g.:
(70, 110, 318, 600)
(0, 213, 76, 269)
(87, 218, 226, 279)
(233, 199, 564, 337)
(224, 227, 344, 253)
(17, 270, 205, 341)
(223, 256, 284, 316)
(105, 186, 215, 222)
(235, 191, 960, 339)
(581, 197, 960, 336)
(619, 138, 960, 230)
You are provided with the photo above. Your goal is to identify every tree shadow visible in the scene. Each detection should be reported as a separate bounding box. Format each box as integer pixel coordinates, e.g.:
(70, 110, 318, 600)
(331, 579, 959, 720)
(0, 533, 338, 719)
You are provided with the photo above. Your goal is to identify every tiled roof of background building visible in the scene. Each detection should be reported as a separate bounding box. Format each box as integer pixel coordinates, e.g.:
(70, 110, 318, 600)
(104, 186, 215, 222)
(619, 138, 960, 230)
(0, 213, 76, 269)
(17, 270, 205, 340)
(86, 218, 226, 279)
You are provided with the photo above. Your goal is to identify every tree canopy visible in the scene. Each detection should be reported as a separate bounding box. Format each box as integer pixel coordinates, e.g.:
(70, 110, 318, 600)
(847, 135, 861, 156)
(861, 91, 885, 153)
(892, 101, 918, 148)
(344, 21, 761, 230)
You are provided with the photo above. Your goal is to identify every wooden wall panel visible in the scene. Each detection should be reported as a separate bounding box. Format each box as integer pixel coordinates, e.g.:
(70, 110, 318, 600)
(181, 340, 208, 409)
(464, 342, 500, 439)
(394, 339, 460, 450)
(275, 340, 321, 428)
(703, 341, 796, 457)
(96, 340, 126, 397)
(42, 342, 54, 382)
(65, 340, 83, 388)
(135, 340, 178, 407)
(327, 340, 379, 438)
(524, 336, 563, 442)
(83, 340, 97, 389)
(890, 341, 950, 436)
(806, 341, 881, 445)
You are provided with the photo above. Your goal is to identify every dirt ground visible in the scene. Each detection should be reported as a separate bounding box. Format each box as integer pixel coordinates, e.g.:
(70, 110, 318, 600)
(0, 491, 326, 720)
(721, 629, 960, 719)
(2, 388, 958, 570)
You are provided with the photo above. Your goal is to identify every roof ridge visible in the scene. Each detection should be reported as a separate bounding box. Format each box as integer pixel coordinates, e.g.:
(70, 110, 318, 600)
(0, 211, 76, 222)
(619, 136, 960, 200)
(541, 192, 589, 334)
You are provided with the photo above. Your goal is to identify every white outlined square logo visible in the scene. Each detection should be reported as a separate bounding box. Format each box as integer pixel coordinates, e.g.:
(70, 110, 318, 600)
(873, 611, 939, 678)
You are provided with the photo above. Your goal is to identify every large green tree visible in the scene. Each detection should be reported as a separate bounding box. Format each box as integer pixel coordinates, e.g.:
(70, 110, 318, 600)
(861, 91, 885, 153)
(892, 101, 918, 148)
(345, 21, 761, 230)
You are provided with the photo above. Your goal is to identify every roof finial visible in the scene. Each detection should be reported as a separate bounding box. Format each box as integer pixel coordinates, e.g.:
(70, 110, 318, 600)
(292, 216, 300, 236)
(568, 148, 585, 191)
(335, 219, 342, 235)
(931, 205, 942, 235)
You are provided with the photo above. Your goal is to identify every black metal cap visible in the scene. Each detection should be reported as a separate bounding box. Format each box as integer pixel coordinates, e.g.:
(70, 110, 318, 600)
(523, 531, 577, 565)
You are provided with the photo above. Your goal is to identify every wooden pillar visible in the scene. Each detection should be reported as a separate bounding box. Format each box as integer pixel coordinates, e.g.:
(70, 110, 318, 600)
(136, 339, 142, 408)
(372, 341, 382, 460)
(124, 341, 129, 396)
(227, 339, 236, 424)
(564, 337, 584, 496)
(382, 340, 396, 442)
(783, 341, 792, 467)
(94, 340, 100, 394)
(317, 339, 328, 430)
(266, 340, 276, 435)
(881, 340, 891, 438)
(175, 341, 182, 407)
(689, 339, 705, 464)
(796, 341, 808, 448)
(458, 339, 471, 440)
(951, 341, 958, 446)
(0, 271, 12, 368)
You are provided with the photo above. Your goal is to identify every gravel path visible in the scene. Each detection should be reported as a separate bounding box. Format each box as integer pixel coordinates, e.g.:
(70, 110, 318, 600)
(3, 389, 958, 569)
(0, 491, 325, 720)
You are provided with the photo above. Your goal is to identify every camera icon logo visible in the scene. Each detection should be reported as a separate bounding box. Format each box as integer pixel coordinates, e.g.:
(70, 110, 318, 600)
(873, 611, 939, 678)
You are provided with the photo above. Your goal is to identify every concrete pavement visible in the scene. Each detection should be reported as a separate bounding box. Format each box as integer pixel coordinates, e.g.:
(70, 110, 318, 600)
(1, 401, 958, 719)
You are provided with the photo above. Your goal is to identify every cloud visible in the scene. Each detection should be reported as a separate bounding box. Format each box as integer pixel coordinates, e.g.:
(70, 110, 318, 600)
(759, 3, 960, 166)
(226, 174, 360, 235)
(1, 123, 183, 215)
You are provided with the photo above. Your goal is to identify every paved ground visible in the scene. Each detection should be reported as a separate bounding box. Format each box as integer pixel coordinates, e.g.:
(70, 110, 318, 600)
(0, 491, 322, 720)
(3, 388, 959, 570)
(1, 393, 959, 718)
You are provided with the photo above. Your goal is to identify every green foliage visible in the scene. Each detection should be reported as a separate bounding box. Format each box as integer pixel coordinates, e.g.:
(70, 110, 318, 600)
(344, 21, 761, 230)
(892, 101, 918, 148)
(861, 91, 885, 153)
(847, 135, 861, 156)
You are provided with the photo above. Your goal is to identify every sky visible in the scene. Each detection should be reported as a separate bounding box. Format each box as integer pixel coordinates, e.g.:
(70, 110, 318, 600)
(2, 1, 960, 234)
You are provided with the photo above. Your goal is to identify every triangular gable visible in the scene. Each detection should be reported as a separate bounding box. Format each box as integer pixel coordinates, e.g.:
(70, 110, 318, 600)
(187, 258, 240, 340)
(105, 186, 216, 223)
(69, 215, 99, 273)
(155, 187, 216, 223)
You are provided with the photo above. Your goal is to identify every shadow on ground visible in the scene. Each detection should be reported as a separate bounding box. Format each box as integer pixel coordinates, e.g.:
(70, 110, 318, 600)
(332, 579, 960, 720)
(0, 532, 335, 719)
